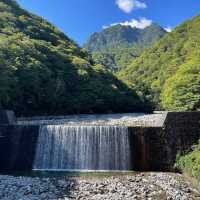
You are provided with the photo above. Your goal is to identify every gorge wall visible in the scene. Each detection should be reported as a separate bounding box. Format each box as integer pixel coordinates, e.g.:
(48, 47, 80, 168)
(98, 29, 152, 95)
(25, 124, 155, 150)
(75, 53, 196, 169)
(0, 111, 199, 171)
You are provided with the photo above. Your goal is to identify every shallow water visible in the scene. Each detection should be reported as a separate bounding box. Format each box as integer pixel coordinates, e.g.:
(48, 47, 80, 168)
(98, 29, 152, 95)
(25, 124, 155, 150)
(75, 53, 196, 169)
(0, 170, 136, 178)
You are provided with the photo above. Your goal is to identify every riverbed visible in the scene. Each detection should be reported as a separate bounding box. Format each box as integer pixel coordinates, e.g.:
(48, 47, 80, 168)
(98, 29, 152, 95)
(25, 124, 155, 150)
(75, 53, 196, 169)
(0, 172, 199, 200)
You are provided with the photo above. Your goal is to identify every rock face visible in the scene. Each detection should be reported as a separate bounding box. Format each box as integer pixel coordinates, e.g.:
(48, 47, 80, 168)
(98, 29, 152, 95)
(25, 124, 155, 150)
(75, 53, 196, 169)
(84, 24, 167, 72)
(0, 173, 199, 200)
(85, 24, 167, 52)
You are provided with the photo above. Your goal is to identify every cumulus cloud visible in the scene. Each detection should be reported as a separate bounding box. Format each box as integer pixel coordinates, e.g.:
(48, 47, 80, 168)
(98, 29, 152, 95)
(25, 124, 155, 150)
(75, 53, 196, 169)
(164, 26, 172, 32)
(116, 0, 147, 13)
(103, 18, 152, 30)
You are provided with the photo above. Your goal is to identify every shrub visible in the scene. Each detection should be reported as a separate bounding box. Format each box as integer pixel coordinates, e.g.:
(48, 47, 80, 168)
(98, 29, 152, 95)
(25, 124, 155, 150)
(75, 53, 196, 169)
(176, 140, 200, 181)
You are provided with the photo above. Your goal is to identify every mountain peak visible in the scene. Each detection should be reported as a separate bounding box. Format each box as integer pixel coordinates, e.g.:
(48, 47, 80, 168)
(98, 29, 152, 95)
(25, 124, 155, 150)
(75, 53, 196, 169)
(85, 23, 166, 52)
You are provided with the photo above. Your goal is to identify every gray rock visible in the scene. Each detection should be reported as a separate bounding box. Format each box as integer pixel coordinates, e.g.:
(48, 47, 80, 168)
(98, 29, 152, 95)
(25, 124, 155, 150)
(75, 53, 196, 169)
(0, 173, 199, 200)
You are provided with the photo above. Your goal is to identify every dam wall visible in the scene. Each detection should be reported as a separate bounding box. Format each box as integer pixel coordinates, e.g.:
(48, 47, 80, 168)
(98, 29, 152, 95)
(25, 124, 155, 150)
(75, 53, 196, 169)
(131, 112, 200, 171)
(0, 125, 39, 170)
(0, 111, 199, 171)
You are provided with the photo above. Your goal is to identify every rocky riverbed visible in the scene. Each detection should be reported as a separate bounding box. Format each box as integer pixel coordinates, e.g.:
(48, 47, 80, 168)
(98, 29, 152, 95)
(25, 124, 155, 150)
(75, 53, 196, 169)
(0, 172, 199, 200)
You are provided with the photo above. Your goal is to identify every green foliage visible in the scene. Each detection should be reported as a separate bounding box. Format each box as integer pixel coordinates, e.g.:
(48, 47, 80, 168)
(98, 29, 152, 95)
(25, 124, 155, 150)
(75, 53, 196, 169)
(0, 0, 148, 116)
(119, 15, 200, 111)
(176, 141, 200, 181)
(84, 24, 166, 72)
(161, 61, 200, 111)
(92, 47, 141, 72)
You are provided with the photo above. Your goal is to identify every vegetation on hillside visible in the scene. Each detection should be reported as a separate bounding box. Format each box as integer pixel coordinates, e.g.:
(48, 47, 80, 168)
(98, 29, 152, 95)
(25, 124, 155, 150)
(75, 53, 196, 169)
(118, 15, 200, 111)
(92, 47, 142, 72)
(0, 0, 148, 116)
(176, 141, 200, 181)
(1, 0, 199, 115)
(85, 24, 166, 72)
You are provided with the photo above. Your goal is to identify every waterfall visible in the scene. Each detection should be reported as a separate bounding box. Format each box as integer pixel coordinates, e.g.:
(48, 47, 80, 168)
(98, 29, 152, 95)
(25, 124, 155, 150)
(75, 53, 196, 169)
(33, 125, 132, 171)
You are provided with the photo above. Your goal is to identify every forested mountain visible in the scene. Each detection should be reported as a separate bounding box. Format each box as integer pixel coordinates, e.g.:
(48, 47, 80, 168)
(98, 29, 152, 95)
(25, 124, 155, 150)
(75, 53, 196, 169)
(84, 24, 166, 72)
(0, 0, 148, 116)
(118, 15, 200, 111)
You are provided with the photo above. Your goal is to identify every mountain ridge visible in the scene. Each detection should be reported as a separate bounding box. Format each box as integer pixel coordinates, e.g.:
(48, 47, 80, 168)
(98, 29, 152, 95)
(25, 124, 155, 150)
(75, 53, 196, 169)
(85, 23, 167, 52)
(84, 23, 166, 72)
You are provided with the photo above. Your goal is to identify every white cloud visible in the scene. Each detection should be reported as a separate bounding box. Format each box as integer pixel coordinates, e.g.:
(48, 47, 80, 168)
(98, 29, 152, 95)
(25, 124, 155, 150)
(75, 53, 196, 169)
(103, 18, 152, 30)
(164, 26, 172, 32)
(102, 25, 109, 29)
(116, 0, 147, 13)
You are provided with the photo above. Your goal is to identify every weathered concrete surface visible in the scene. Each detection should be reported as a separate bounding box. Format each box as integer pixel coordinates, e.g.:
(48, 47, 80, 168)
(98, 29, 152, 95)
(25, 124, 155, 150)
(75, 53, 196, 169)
(0, 125, 39, 170)
(17, 112, 167, 127)
(132, 112, 200, 171)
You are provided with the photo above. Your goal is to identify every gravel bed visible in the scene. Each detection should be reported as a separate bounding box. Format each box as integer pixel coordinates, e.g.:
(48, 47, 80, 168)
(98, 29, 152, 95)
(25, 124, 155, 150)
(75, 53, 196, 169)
(0, 172, 199, 200)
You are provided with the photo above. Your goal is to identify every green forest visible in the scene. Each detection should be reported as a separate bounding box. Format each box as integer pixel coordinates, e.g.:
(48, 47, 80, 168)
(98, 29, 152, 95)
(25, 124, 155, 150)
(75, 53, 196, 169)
(0, 0, 199, 116)
(118, 15, 200, 111)
(0, 0, 148, 116)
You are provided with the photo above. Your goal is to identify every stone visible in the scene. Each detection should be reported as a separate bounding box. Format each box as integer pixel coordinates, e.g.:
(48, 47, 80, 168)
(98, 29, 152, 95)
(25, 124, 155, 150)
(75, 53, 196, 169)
(1, 173, 199, 200)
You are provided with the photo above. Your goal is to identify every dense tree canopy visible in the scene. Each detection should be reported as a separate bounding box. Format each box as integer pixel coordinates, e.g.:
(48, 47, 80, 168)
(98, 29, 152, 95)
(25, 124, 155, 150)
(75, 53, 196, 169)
(1, 0, 199, 114)
(0, 0, 148, 116)
(92, 47, 142, 72)
(161, 61, 200, 111)
(118, 15, 200, 111)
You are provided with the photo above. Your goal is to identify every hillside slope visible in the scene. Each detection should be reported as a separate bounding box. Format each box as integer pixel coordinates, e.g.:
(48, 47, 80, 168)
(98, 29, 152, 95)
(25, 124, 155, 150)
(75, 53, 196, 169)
(118, 15, 200, 111)
(85, 24, 166, 72)
(0, 0, 147, 116)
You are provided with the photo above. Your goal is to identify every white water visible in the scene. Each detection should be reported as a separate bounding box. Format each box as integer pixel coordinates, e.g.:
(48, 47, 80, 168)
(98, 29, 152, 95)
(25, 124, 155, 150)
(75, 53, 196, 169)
(33, 125, 132, 171)
(18, 113, 166, 127)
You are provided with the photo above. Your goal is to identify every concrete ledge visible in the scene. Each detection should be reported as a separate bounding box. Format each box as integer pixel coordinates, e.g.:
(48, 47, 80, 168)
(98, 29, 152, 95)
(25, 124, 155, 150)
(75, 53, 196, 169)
(17, 112, 168, 127)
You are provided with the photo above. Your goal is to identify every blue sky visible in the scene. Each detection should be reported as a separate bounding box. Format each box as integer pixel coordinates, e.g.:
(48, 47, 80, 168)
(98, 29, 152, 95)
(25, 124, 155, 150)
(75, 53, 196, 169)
(16, 0, 200, 45)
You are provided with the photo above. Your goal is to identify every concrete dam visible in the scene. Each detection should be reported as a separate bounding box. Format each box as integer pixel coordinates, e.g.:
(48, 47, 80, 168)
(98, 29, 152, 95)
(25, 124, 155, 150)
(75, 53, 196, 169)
(0, 111, 199, 172)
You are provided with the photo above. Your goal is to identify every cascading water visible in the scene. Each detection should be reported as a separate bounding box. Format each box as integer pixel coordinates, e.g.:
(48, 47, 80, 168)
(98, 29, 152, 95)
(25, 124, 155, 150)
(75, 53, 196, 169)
(33, 125, 133, 171)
